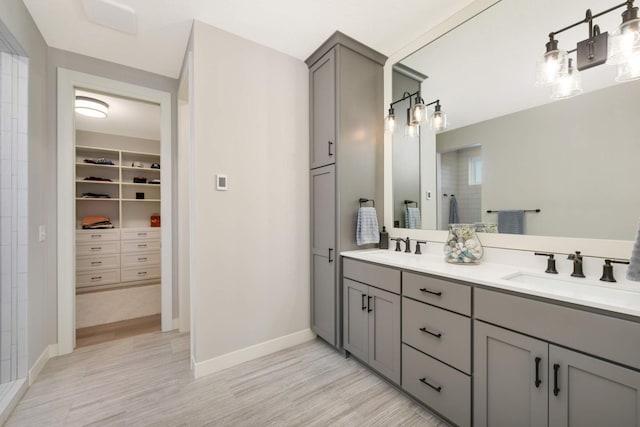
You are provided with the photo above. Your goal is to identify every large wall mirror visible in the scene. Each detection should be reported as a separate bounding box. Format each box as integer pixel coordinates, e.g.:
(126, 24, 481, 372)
(389, 0, 640, 243)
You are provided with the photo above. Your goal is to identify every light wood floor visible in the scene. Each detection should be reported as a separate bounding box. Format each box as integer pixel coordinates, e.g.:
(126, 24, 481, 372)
(6, 332, 449, 426)
(75, 314, 161, 348)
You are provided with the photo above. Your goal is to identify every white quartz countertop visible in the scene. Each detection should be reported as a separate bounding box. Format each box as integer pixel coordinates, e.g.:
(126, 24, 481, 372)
(341, 249, 640, 319)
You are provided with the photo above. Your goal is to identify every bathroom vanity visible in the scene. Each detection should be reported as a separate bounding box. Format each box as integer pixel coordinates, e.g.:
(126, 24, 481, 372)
(341, 249, 640, 427)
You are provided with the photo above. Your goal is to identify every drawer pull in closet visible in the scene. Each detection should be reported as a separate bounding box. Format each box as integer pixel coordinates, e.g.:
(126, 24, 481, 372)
(535, 357, 542, 388)
(419, 377, 442, 392)
(91, 261, 102, 265)
(328, 140, 333, 156)
(553, 363, 560, 396)
(419, 327, 442, 338)
(91, 247, 101, 251)
(138, 257, 147, 262)
(90, 234, 101, 238)
(328, 248, 334, 263)
(361, 294, 367, 311)
(419, 288, 442, 296)
(91, 276, 102, 281)
(137, 232, 147, 237)
(367, 296, 373, 313)
(138, 244, 147, 249)
(138, 271, 147, 276)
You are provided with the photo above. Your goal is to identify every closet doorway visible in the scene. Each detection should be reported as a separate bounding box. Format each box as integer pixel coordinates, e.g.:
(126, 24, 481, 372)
(57, 70, 173, 355)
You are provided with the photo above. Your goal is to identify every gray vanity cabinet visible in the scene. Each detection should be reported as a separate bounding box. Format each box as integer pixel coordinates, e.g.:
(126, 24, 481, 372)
(309, 49, 336, 169)
(307, 32, 386, 349)
(342, 259, 401, 384)
(310, 165, 336, 343)
(474, 321, 548, 427)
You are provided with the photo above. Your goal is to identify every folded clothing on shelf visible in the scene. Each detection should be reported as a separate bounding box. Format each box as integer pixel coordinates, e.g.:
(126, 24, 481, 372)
(149, 179, 160, 185)
(150, 163, 160, 169)
(81, 216, 114, 229)
(84, 158, 115, 165)
(131, 161, 144, 168)
(84, 176, 113, 182)
(81, 192, 111, 198)
(133, 177, 147, 183)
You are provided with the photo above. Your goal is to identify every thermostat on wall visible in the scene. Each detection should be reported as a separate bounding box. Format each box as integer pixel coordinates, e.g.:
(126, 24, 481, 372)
(216, 174, 228, 191)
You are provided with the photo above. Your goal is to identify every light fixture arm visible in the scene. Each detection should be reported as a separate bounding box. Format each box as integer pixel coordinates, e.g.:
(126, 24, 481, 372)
(548, 0, 633, 39)
(389, 90, 419, 108)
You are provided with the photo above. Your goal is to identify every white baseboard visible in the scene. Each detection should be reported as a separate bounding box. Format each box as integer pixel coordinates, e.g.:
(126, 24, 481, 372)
(0, 378, 27, 425)
(28, 344, 57, 386)
(193, 329, 316, 379)
(172, 317, 179, 330)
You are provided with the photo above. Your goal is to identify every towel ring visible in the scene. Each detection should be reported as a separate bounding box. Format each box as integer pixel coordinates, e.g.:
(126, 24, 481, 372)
(359, 198, 375, 207)
(404, 200, 418, 207)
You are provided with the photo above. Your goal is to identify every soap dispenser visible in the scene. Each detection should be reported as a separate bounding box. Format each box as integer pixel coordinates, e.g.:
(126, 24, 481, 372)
(379, 226, 389, 249)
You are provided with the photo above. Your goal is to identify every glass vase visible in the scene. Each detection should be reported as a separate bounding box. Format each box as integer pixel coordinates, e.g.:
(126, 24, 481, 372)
(444, 223, 484, 264)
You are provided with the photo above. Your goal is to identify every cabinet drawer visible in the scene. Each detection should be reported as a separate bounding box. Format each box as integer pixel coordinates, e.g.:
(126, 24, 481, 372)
(121, 229, 160, 241)
(121, 251, 161, 268)
(76, 241, 120, 256)
(475, 288, 640, 371)
(403, 297, 471, 374)
(121, 266, 160, 282)
(76, 269, 120, 288)
(76, 254, 120, 271)
(76, 229, 120, 242)
(403, 271, 471, 316)
(121, 239, 161, 253)
(343, 258, 400, 294)
(402, 344, 471, 427)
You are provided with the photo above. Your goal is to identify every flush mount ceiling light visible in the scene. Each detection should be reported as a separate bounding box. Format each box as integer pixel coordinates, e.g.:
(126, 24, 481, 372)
(384, 91, 448, 137)
(537, 0, 640, 99)
(75, 96, 109, 118)
(82, 0, 137, 34)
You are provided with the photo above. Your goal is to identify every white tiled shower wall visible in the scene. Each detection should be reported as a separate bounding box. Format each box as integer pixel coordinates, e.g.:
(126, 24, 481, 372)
(0, 51, 28, 384)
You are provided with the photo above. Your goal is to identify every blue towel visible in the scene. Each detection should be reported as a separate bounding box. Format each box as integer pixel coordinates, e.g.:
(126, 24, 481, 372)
(405, 207, 421, 229)
(356, 207, 380, 246)
(627, 222, 640, 281)
(449, 196, 459, 224)
(498, 210, 525, 234)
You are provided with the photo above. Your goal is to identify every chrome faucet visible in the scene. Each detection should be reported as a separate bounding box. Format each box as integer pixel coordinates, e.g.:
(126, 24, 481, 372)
(567, 251, 585, 278)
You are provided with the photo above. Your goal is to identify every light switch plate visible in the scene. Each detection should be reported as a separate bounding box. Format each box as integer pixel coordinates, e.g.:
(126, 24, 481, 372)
(38, 225, 46, 242)
(216, 174, 228, 191)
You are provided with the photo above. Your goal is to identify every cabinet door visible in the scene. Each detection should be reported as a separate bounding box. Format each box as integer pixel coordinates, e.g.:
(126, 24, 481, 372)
(310, 49, 336, 169)
(343, 279, 369, 362)
(368, 286, 401, 385)
(549, 345, 640, 427)
(474, 321, 548, 427)
(310, 165, 336, 344)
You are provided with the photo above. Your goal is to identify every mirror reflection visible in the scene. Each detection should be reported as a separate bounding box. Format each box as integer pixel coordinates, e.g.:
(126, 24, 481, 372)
(391, 0, 640, 240)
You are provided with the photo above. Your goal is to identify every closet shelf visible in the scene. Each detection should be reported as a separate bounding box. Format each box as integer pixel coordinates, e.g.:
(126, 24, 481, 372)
(76, 197, 119, 201)
(76, 180, 120, 185)
(121, 198, 161, 202)
(76, 162, 118, 169)
(121, 182, 161, 187)
(121, 166, 160, 172)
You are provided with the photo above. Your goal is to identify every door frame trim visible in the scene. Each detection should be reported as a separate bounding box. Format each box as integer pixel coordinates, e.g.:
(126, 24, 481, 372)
(57, 68, 173, 355)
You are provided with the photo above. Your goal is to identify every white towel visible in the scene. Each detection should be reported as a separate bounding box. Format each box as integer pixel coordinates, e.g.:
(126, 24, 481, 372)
(627, 221, 640, 281)
(405, 207, 421, 229)
(356, 207, 380, 246)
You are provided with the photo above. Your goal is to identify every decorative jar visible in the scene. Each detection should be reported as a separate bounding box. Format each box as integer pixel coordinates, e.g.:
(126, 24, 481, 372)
(444, 223, 484, 264)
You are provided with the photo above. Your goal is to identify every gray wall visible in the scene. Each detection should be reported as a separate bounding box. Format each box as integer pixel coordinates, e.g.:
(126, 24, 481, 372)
(437, 80, 640, 240)
(47, 48, 180, 320)
(190, 21, 309, 363)
(392, 71, 421, 228)
(0, 0, 52, 368)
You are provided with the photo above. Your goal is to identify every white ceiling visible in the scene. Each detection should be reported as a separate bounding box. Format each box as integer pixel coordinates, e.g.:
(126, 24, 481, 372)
(22, 0, 476, 78)
(75, 89, 160, 140)
(401, 0, 626, 131)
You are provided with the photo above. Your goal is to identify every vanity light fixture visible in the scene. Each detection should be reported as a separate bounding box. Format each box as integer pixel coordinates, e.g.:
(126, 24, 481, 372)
(75, 96, 109, 118)
(537, 0, 640, 98)
(384, 90, 447, 136)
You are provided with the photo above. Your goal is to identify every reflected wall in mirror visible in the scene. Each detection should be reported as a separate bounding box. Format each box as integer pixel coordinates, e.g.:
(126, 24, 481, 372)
(392, 0, 640, 240)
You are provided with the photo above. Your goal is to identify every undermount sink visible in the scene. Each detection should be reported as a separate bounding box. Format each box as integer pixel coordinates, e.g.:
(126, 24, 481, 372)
(502, 272, 640, 308)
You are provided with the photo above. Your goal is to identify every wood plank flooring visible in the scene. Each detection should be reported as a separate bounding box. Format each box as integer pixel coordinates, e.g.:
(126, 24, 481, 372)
(6, 332, 449, 426)
(75, 314, 161, 348)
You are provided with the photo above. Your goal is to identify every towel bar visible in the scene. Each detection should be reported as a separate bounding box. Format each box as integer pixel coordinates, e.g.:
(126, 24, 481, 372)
(486, 209, 541, 213)
(359, 198, 375, 207)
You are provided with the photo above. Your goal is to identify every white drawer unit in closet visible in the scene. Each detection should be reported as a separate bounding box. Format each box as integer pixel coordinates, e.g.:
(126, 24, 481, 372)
(121, 265, 161, 282)
(76, 240, 120, 256)
(121, 239, 161, 253)
(121, 252, 161, 268)
(76, 268, 121, 288)
(76, 229, 120, 243)
(76, 254, 120, 271)
(121, 228, 161, 241)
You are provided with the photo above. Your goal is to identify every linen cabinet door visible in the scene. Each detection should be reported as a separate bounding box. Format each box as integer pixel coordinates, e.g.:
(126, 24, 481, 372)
(549, 345, 640, 427)
(474, 321, 548, 427)
(309, 49, 336, 169)
(343, 279, 369, 362)
(368, 286, 400, 385)
(310, 165, 336, 344)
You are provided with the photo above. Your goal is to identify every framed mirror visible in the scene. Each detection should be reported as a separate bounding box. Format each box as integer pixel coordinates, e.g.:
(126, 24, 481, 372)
(386, 0, 640, 251)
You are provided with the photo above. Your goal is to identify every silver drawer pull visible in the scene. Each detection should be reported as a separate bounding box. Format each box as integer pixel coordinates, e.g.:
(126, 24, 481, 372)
(419, 327, 442, 338)
(91, 261, 102, 265)
(138, 271, 147, 276)
(91, 247, 102, 251)
(138, 244, 147, 248)
(90, 234, 102, 238)
(138, 257, 147, 262)
(91, 276, 102, 281)
(137, 232, 147, 236)
(419, 377, 442, 392)
(419, 288, 442, 296)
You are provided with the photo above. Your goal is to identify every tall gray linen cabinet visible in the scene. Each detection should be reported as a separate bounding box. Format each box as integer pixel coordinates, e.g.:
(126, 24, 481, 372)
(306, 32, 386, 348)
